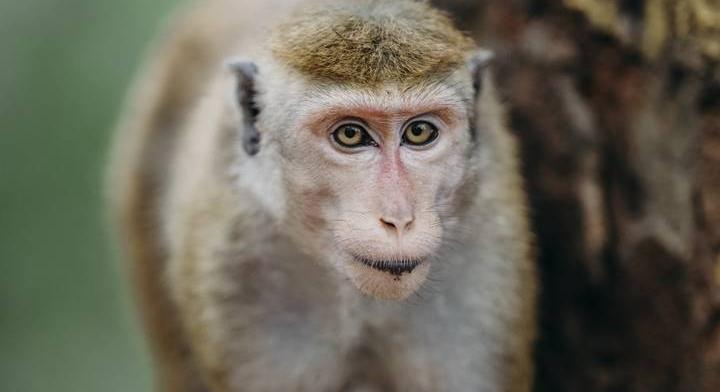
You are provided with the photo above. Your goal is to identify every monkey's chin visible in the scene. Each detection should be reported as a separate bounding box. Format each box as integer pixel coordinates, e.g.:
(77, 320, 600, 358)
(344, 257, 430, 301)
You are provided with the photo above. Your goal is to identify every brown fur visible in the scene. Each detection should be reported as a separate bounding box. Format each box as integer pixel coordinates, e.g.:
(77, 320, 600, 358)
(108, 1, 255, 389)
(271, 0, 474, 86)
(109, 1, 536, 391)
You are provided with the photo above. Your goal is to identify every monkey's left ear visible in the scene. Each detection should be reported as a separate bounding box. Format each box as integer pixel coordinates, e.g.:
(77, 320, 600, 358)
(468, 49, 495, 96)
(227, 59, 261, 156)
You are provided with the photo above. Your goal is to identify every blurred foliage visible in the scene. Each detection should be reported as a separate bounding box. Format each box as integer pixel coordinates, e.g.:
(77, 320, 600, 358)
(0, 0, 180, 391)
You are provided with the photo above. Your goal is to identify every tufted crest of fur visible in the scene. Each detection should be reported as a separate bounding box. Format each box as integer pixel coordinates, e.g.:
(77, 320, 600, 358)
(270, 0, 474, 86)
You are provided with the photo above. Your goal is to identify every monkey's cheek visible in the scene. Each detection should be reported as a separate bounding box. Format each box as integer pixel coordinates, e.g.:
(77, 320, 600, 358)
(344, 261, 431, 301)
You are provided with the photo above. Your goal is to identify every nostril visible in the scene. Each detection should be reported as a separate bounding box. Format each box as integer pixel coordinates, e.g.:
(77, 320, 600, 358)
(379, 216, 414, 235)
(380, 218, 397, 230)
(404, 219, 413, 231)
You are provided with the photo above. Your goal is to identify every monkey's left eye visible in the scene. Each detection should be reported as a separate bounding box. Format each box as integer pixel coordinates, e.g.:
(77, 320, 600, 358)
(332, 124, 377, 148)
(402, 121, 439, 146)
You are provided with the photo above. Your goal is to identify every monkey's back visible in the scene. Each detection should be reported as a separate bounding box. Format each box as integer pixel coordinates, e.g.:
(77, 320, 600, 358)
(107, 1, 304, 390)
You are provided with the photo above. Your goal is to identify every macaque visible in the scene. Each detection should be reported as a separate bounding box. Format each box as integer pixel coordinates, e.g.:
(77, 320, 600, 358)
(108, 0, 537, 391)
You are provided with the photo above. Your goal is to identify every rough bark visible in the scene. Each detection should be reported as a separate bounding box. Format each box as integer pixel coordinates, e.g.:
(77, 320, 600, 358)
(432, 0, 720, 390)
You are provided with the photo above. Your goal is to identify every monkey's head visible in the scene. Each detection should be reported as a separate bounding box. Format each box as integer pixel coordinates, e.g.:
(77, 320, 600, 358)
(230, 1, 494, 300)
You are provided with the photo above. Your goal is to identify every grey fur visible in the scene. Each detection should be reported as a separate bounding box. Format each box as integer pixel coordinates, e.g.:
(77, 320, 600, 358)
(108, 1, 537, 391)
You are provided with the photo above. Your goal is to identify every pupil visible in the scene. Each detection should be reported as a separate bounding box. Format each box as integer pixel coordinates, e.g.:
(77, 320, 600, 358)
(412, 125, 424, 136)
(344, 127, 357, 138)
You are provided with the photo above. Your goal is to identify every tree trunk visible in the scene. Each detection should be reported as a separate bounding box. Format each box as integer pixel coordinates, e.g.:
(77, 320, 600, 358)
(433, 1, 720, 390)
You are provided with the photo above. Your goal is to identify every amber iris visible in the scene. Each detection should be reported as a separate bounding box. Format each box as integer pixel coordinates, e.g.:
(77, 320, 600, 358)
(403, 121, 438, 146)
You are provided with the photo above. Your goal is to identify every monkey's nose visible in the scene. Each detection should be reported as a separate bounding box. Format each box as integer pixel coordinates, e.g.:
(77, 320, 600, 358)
(379, 215, 414, 237)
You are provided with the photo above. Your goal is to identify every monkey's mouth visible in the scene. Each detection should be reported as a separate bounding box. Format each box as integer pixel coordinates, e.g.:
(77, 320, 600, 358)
(352, 256, 424, 276)
(345, 254, 431, 300)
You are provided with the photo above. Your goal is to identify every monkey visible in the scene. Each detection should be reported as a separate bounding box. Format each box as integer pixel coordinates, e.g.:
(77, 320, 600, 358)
(108, 0, 537, 391)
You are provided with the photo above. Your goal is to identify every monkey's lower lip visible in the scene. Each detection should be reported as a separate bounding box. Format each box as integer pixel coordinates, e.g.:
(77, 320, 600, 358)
(352, 256, 424, 276)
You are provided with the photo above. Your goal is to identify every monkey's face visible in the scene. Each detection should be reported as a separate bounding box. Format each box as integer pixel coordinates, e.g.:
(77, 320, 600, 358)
(272, 81, 474, 300)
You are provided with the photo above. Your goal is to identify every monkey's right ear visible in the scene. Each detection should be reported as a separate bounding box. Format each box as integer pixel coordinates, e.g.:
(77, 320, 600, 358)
(227, 59, 261, 156)
(468, 49, 495, 96)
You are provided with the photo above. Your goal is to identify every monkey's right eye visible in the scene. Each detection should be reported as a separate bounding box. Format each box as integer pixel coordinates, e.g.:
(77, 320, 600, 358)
(332, 124, 376, 148)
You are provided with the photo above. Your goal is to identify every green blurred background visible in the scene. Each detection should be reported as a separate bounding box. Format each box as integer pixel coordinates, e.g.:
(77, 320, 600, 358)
(0, 1, 181, 390)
